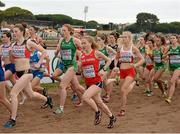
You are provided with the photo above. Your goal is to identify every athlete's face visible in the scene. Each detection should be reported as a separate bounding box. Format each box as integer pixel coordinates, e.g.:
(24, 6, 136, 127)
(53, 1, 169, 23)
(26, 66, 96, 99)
(109, 35, 116, 44)
(2, 34, 10, 44)
(155, 37, 162, 46)
(81, 38, 91, 51)
(139, 37, 144, 44)
(170, 36, 177, 45)
(96, 37, 104, 46)
(29, 27, 36, 36)
(121, 34, 129, 44)
(146, 41, 153, 49)
(13, 27, 23, 41)
(61, 26, 70, 38)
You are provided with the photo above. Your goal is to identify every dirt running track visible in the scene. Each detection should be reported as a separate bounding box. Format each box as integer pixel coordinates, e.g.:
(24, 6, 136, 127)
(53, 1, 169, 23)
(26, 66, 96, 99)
(0, 77, 180, 133)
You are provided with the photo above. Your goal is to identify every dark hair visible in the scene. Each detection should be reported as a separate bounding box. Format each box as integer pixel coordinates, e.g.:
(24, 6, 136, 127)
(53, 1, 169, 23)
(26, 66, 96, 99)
(3, 31, 12, 40)
(21, 22, 28, 29)
(155, 34, 166, 45)
(97, 34, 108, 44)
(147, 39, 154, 44)
(31, 26, 39, 33)
(170, 34, 178, 39)
(110, 32, 119, 41)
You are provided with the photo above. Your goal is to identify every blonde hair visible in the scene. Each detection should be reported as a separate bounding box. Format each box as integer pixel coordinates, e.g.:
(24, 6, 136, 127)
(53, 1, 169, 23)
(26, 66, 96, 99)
(122, 31, 133, 44)
(83, 36, 100, 49)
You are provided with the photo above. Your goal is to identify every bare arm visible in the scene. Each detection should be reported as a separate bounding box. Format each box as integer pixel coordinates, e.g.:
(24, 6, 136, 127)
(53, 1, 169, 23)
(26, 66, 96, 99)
(27, 40, 47, 67)
(133, 45, 145, 67)
(95, 50, 111, 71)
(54, 39, 62, 57)
(106, 46, 117, 60)
(74, 37, 82, 49)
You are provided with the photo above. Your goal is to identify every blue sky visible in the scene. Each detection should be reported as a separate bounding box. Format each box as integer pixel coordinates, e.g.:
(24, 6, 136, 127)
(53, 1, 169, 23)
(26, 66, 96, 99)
(1, 0, 180, 24)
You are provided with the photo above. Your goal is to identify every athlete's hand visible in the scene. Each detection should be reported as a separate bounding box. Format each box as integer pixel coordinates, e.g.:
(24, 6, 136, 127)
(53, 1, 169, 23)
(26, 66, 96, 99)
(130, 63, 137, 68)
(113, 67, 119, 72)
(34, 63, 41, 69)
(99, 69, 105, 77)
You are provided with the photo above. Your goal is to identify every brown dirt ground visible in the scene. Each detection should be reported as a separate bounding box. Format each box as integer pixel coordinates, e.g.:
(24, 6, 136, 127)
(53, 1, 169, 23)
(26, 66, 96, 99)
(0, 74, 180, 133)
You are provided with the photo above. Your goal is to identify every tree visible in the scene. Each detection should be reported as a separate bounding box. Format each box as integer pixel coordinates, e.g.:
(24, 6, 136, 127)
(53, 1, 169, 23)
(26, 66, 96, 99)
(2, 7, 35, 20)
(86, 20, 98, 29)
(73, 19, 85, 26)
(136, 12, 159, 32)
(0, 1, 5, 7)
(35, 14, 73, 26)
(124, 23, 140, 33)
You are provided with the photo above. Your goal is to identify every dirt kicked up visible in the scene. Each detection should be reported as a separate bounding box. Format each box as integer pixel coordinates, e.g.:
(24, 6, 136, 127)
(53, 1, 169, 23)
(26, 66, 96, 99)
(0, 78, 180, 133)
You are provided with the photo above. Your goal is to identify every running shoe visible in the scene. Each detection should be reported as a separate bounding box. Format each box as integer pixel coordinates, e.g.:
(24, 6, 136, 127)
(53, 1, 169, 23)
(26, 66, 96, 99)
(71, 93, 78, 102)
(42, 88, 48, 97)
(94, 111, 102, 125)
(53, 107, 64, 114)
(107, 115, 116, 128)
(4, 119, 16, 128)
(41, 96, 53, 109)
(165, 98, 171, 104)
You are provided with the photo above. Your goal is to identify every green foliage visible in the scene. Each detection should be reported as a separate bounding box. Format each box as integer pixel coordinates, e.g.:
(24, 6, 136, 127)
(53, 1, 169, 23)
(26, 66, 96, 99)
(73, 19, 85, 26)
(154, 22, 180, 34)
(136, 12, 159, 32)
(124, 23, 140, 33)
(0, 1, 5, 7)
(86, 20, 98, 29)
(35, 14, 73, 25)
(1, 7, 35, 20)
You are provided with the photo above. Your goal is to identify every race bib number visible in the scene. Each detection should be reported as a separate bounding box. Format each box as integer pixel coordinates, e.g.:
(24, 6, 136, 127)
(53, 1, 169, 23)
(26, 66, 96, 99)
(154, 55, 161, 63)
(61, 50, 72, 60)
(2, 48, 9, 57)
(12, 46, 26, 58)
(83, 65, 95, 78)
(145, 56, 152, 64)
(170, 55, 180, 64)
(120, 52, 132, 63)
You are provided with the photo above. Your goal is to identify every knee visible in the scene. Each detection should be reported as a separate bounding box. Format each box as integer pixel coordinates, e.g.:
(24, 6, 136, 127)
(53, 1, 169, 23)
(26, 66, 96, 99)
(10, 91, 18, 99)
(59, 83, 65, 90)
(28, 91, 35, 99)
(0, 95, 5, 103)
(170, 78, 176, 85)
(120, 89, 126, 96)
(82, 94, 88, 102)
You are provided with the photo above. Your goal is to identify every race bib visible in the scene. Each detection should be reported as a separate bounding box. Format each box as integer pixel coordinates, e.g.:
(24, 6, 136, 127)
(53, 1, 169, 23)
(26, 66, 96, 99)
(154, 55, 161, 63)
(2, 48, 10, 57)
(12, 46, 26, 58)
(61, 50, 72, 60)
(170, 55, 180, 64)
(145, 56, 152, 64)
(83, 65, 95, 78)
(120, 51, 132, 63)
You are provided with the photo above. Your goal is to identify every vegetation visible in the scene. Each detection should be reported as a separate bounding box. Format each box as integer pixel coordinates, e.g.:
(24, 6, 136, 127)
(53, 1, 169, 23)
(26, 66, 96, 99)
(0, 7, 179, 33)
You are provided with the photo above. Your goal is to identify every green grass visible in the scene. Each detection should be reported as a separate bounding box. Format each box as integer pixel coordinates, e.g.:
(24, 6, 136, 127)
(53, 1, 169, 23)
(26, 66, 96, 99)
(41, 82, 59, 90)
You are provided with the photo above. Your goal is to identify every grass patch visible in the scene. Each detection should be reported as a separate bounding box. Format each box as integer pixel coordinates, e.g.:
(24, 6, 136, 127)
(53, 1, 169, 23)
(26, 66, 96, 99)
(41, 82, 59, 90)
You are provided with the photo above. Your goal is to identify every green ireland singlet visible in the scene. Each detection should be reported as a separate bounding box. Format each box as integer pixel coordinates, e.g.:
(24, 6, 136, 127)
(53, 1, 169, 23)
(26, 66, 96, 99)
(169, 45, 180, 71)
(99, 47, 109, 70)
(60, 37, 78, 72)
(153, 48, 165, 71)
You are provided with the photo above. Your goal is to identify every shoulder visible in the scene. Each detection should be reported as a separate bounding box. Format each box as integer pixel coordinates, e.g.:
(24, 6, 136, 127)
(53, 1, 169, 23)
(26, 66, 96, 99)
(132, 44, 139, 51)
(73, 37, 81, 44)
